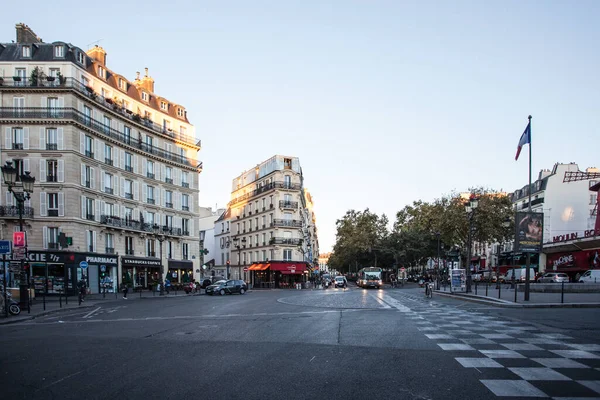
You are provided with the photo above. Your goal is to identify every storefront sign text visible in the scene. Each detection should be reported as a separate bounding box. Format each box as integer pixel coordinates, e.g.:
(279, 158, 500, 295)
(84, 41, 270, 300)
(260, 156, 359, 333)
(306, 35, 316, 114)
(85, 256, 117, 265)
(553, 254, 574, 268)
(122, 257, 161, 267)
(553, 229, 600, 243)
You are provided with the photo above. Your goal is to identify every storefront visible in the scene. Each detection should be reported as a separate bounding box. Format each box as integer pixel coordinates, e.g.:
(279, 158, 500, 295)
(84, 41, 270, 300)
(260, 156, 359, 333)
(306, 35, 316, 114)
(269, 262, 309, 288)
(167, 260, 193, 285)
(28, 251, 77, 296)
(121, 256, 162, 290)
(74, 254, 118, 294)
(543, 230, 600, 281)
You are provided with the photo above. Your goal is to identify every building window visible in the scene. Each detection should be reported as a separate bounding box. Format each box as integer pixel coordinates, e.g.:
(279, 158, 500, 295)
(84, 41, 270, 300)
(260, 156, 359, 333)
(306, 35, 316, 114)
(146, 212, 155, 225)
(142, 92, 148, 101)
(77, 52, 85, 64)
(283, 249, 292, 261)
(125, 236, 134, 255)
(165, 167, 173, 184)
(103, 116, 111, 134)
(146, 135, 153, 148)
(181, 171, 189, 188)
(85, 198, 94, 220)
(146, 239, 156, 257)
(147, 160, 155, 179)
(118, 78, 126, 90)
(83, 105, 92, 126)
(54, 45, 64, 58)
(47, 193, 59, 216)
(104, 202, 115, 217)
(105, 144, 113, 165)
(182, 243, 189, 260)
(47, 227, 59, 249)
(177, 108, 184, 117)
(83, 166, 92, 188)
(105, 233, 114, 254)
(98, 66, 105, 79)
(167, 241, 173, 259)
(147, 186, 155, 204)
(22, 46, 31, 58)
(104, 173, 113, 194)
(12, 128, 24, 149)
(182, 219, 190, 235)
(46, 160, 58, 182)
(124, 152, 133, 172)
(123, 126, 131, 144)
(163, 119, 171, 132)
(87, 230, 95, 252)
(592, 194, 598, 206)
(284, 175, 291, 188)
(46, 128, 58, 150)
(165, 191, 173, 208)
(182, 194, 189, 211)
(85, 135, 94, 158)
(180, 126, 187, 136)
(125, 207, 133, 221)
(125, 179, 133, 199)
(160, 102, 167, 111)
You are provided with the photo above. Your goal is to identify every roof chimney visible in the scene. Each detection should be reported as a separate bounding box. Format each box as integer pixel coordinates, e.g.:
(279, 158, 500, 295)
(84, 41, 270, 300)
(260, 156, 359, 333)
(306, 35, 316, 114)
(86, 45, 107, 65)
(140, 67, 155, 93)
(15, 23, 42, 43)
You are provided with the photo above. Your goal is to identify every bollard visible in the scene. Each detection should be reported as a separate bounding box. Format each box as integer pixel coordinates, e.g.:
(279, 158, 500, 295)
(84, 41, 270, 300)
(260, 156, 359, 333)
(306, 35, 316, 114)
(140, 288, 142, 299)
(486, 282, 488, 297)
(514, 284, 518, 303)
(498, 283, 501, 299)
(475, 282, 478, 295)
(59, 292, 62, 308)
(561, 281, 564, 304)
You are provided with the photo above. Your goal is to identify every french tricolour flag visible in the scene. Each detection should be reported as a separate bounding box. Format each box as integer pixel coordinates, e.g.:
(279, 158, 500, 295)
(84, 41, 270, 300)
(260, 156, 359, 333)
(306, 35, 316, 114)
(515, 121, 531, 161)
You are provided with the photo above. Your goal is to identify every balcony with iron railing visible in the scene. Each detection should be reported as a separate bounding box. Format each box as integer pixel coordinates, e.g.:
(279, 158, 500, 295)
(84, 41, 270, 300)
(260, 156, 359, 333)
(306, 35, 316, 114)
(271, 219, 303, 228)
(105, 247, 115, 254)
(182, 205, 189, 211)
(12, 143, 24, 150)
(0, 107, 201, 168)
(147, 172, 155, 179)
(182, 182, 189, 188)
(229, 181, 302, 206)
(147, 198, 155, 205)
(125, 249, 135, 256)
(0, 205, 34, 218)
(279, 200, 298, 209)
(46, 175, 58, 182)
(48, 242, 60, 250)
(0, 77, 200, 147)
(125, 165, 133, 172)
(100, 215, 183, 236)
(105, 158, 113, 166)
(269, 237, 303, 246)
(124, 193, 133, 200)
(104, 187, 114, 195)
(86, 213, 95, 221)
(165, 178, 173, 184)
(46, 143, 58, 150)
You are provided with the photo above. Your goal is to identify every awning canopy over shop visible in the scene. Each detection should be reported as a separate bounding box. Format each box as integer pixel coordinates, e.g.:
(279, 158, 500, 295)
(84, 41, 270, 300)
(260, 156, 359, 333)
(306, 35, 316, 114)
(543, 236, 600, 254)
(269, 262, 307, 273)
(248, 263, 270, 271)
(168, 260, 193, 270)
(280, 270, 305, 275)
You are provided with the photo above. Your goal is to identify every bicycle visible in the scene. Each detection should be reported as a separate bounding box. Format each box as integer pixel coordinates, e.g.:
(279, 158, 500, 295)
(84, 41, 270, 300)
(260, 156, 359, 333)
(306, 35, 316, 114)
(425, 282, 434, 298)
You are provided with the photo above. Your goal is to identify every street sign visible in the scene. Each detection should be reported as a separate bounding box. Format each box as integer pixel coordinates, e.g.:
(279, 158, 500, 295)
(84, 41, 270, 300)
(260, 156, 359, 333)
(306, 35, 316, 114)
(13, 232, 26, 247)
(243, 267, 249, 272)
(0, 240, 11, 254)
(12, 247, 26, 260)
(100, 265, 106, 272)
(79, 261, 88, 269)
(400, 267, 405, 272)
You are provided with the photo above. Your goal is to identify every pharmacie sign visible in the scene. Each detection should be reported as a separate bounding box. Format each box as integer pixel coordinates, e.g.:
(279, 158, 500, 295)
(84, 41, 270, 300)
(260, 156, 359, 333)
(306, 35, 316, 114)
(83, 256, 118, 265)
(553, 229, 600, 243)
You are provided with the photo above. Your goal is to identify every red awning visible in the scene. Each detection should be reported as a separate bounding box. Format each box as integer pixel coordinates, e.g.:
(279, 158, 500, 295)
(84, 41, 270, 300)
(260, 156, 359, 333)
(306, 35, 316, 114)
(248, 263, 270, 271)
(280, 270, 303, 275)
(269, 262, 306, 272)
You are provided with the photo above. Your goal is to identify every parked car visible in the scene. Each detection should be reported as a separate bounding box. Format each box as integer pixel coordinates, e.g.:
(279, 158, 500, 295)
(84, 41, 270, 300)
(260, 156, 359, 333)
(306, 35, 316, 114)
(334, 276, 347, 288)
(579, 270, 600, 283)
(205, 280, 248, 296)
(537, 272, 570, 283)
(199, 278, 214, 289)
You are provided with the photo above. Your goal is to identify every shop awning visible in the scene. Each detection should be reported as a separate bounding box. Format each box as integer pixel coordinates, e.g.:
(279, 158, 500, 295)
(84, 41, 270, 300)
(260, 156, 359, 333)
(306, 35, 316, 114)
(280, 270, 304, 275)
(248, 263, 270, 271)
(269, 262, 307, 273)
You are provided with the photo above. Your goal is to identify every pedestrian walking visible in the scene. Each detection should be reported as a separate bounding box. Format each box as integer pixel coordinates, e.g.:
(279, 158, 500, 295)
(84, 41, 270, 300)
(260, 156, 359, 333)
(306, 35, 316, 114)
(122, 283, 129, 299)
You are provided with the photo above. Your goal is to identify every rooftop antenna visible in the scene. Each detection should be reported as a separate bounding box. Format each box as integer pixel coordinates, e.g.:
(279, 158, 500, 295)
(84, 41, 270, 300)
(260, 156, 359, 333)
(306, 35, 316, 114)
(86, 39, 103, 49)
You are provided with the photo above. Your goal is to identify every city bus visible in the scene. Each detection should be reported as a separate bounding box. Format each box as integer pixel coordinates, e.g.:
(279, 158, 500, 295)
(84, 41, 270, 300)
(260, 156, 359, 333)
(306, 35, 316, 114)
(357, 267, 383, 289)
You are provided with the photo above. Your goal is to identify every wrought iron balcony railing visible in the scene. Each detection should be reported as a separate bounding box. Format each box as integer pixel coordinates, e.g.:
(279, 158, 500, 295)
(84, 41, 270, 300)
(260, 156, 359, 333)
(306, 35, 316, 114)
(105, 247, 115, 254)
(46, 175, 58, 182)
(0, 77, 200, 147)
(100, 215, 183, 236)
(269, 237, 303, 246)
(279, 200, 298, 209)
(0, 107, 201, 168)
(46, 143, 58, 150)
(125, 165, 133, 172)
(165, 178, 173, 184)
(271, 219, 303, 228)
(0, 205, 34, 218)
(229, 181, 302, 206)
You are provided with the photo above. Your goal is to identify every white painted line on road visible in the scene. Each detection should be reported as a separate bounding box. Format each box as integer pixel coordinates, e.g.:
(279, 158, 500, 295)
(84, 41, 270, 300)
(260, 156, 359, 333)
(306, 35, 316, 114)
(310, 356, 315, 362)
(369, 294, 391, 309)
(82, 307, 101, 319)
(376, 294, 412, 312)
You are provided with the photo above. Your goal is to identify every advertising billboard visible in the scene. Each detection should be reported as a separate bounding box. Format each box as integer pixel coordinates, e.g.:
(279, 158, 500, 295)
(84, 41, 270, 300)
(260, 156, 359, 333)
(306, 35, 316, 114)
(515, 211, 544, 253)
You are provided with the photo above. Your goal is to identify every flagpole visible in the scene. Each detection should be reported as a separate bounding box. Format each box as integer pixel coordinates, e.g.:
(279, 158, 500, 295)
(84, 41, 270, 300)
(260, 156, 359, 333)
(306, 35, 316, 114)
(525, 115, 532, 301)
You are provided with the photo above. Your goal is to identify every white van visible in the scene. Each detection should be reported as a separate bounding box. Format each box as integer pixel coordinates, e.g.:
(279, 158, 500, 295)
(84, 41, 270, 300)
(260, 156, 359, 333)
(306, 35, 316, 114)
(579, 270, 600, 283)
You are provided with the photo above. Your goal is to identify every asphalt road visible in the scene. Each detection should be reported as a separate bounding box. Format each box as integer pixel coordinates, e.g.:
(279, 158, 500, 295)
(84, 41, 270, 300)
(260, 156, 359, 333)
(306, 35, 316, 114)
(2, 284, 600, 400)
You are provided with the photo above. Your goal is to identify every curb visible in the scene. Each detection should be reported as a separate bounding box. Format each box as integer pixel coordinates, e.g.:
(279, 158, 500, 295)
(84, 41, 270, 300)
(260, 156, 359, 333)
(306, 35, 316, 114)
(434, 290, 600, 308)
(0, 303, 98, 325)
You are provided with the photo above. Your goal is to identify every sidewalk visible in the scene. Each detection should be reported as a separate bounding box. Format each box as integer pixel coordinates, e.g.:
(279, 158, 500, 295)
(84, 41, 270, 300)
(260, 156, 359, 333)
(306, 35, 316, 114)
(0, 290, 206, 325)
(435, 283, 600, 307)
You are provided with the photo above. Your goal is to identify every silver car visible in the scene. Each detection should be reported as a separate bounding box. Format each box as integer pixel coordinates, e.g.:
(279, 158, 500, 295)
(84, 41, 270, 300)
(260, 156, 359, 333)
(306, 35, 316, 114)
(537, 273, 569, 283)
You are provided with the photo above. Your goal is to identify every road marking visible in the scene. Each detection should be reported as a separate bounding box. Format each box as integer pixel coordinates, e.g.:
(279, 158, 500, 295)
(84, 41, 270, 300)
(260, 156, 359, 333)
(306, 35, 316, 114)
(369, 294, 391, 308)
(82, 307, 101, 319)
(310, 356, 315, 362)
(376, 294, 412, 312)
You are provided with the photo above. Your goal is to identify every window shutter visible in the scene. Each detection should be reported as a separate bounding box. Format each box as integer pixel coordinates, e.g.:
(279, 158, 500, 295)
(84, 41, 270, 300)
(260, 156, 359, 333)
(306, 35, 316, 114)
(4, 127, 11, 150)
(23, 159, 29, 174)
(95, 199, 101, 222)
(40, 127, 45, 149)
(94, 139, 100, 161)
(80, 164, 85, 186)
(57, 128, 64, 150)
(162, 189, 166, 206)
(57, 160, 64, 182)
(113, 176, 118, 196)
(189, 195, 193, 213)
(120, 150, 125, 170)
(41, 96, 47, 107)
(81, 196, 86, 219)
(90, 167, 95, 189)
(40, 192, 47, 216)
(58, 193, 64, 216)
(133, 208, 139, 221)
(190, 219, 194, 237)
(121, 177, 125, 197)
(80, 132, 85, 154)
(161, 165, 166, 182)
(93, 231, 97, 252)
(43, 227, 48, 249)
(143, 184, 147, 202)
(40, 159, 47, 183)
(134, 181, 139, 200)
(143, 159, 147, 175)
(97, 140, 104, 161)
(133, 155, 138, 174)
(23, 127, 29, 149)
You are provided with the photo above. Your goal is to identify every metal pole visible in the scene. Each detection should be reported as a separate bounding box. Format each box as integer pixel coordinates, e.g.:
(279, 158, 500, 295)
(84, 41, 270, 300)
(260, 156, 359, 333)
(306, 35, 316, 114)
(17, 198, 30, 313)
(436, 233, 441, 290)
(466, 214, 473, 293)
(525, 115, 532, 301)
(561, 281, 564, 304)
(3, 254, 7, 317)
(514, 283, 518, 303)
(44, 260, 48, 311)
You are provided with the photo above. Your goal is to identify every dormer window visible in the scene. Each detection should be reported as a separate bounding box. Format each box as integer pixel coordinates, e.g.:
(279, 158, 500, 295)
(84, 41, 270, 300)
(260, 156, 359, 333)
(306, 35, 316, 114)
(54, 45, 64, 58)
(22, 46, 31, 58)
(142, 92, 148, 101)
(77, 52, 85, 64)
(118, 78, 126, 90)
(98, 66, 105, 79)
(160, 101, 167, 111)
(177, 108, 184, 117)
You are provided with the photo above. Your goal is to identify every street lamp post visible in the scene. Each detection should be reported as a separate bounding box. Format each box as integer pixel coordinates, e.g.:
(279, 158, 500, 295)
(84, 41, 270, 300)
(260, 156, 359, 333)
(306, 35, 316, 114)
(1, 161, 35, 309)
(152, 227, 165, 294)
(465, 196, 479, 293)
(232, 236, 246, 280)
(199, 230, 206, 279)
(436, 232, 441, 290)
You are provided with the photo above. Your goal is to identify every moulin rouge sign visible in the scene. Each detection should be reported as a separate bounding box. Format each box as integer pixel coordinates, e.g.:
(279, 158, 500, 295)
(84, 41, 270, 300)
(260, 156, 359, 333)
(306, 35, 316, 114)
(553, 229, 600, 243)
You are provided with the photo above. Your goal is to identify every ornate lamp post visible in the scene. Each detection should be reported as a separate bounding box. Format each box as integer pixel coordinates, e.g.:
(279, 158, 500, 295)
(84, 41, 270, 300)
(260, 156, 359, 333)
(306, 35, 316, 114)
(232, 236, 246, 280)
(465, 195, 479, 293)
(1, 161, 35, 309)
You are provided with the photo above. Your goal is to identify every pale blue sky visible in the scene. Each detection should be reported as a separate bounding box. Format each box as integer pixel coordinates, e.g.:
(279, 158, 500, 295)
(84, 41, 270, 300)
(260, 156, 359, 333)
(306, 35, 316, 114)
(5, 1, 598, 252)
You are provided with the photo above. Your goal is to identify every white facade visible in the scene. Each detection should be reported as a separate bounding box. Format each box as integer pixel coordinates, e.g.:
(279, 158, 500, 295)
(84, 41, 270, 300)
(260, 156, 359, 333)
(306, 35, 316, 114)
(198, 207, 225, 280)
